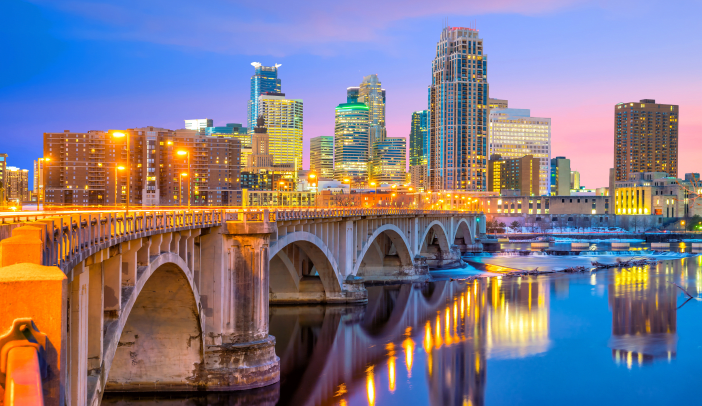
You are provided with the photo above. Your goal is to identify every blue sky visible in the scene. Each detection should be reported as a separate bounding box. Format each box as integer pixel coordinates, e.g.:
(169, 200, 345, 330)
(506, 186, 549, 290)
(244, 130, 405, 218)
(2, 0, 701, 188)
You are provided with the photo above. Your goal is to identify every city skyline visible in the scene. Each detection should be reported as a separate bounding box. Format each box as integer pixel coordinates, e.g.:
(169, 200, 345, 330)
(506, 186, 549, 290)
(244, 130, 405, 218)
(2, 0, 701, 189)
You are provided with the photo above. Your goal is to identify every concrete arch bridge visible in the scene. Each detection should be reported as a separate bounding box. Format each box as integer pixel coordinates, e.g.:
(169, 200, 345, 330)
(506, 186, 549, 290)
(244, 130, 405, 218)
(0, 207, 484, 405)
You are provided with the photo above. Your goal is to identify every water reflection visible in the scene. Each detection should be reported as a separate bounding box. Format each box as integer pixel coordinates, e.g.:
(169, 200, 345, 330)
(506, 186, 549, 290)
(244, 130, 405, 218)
(103, 256, 702, 406)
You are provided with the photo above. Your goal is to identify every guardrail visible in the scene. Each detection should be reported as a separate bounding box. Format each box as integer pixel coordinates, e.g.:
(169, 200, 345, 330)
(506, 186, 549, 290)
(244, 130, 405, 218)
(0, 208, 482, 272)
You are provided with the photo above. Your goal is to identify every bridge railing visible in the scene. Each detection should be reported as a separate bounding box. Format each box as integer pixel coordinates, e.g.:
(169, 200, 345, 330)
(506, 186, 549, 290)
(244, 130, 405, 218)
(0, 208, 481, 270)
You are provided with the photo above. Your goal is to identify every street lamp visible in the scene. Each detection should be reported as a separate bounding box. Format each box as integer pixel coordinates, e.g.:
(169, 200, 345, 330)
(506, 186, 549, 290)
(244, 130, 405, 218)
(115, 165, 125, 209)
(308, 173, 317, 208)
(112, 132, 131, 214)
(177, 150, 191, 209)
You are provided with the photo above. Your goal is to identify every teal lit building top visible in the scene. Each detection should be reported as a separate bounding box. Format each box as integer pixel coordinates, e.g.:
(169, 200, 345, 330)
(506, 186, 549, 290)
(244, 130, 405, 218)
(248, 62, 282, 134)
(334, 102, 370, 186)
(205, 123, 248, 136)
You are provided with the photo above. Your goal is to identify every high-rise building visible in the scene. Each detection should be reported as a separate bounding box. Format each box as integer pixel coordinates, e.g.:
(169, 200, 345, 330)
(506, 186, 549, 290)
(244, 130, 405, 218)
(248, 62, 282, 133)
(614, 99, 678, 181)
(334, 102, 370, 186)
(240, 117, 296, 192)
(205, 123, 248, 136)
(357, 74, 386, 153)
(0, 153, 7, 204)
(429, 26, 489, 191)
(33, 158, 47, 203)
(488, 108, 551, 195)
(488, 98, 508, 109)
(246, 117, 274, 169)
(550, 156, 571, 196)
(184, 119, 213, 133)
(257, 93, 303, 170)
(371, 137, 406, 185)
(488, 154, 540, 196)
(410, 164, 428, 191)
(310, 136, 334, 179)
(570, 171, 580, 190)
(410, 110, 430, 166)
(6, 166, 29, 202)
(44, 128, 241, 207)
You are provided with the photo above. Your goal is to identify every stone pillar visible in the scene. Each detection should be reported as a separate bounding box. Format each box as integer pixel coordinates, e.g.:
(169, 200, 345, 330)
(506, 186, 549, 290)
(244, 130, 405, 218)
(202, 218, 279, 390)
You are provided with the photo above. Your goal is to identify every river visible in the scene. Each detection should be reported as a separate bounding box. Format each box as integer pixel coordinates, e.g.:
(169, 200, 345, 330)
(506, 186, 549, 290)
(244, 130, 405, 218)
(104, 253, 702, 405)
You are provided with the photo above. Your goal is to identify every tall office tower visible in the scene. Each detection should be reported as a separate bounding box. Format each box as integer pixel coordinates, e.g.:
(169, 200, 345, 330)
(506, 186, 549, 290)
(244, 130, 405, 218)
(248, 62, 282, 133)
(334, 102, 370, 186)
(346, 87, 360, 103)
(570, 171, 580, 190)
(246, 117, 273, 168)
(488, 98, 508, 109)
(550, 156, 571, 196)
(0, 153, 6, 204)
(206, 123, 250, 168)
(614, 99, 678, 181)
(488, 154, 540, 196)
(33, 159, 46, 202)
(310, 136, 334, 179)
(6, 166, 29, 202)
(357, 74, 386, 153)
(488, 108, 551, 195)
(429, 26, 489, 191)
(44, 128, 241, 207)
(410, 110, 430, 166)
(257, 93, 303, 170)
(184, 119, 213, 133)
(371, 137, 407, 185)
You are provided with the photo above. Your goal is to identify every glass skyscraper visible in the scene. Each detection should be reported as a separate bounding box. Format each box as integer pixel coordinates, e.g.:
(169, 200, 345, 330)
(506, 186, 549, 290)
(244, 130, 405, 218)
(310, 136, 334, 179)
(333, 102, 370, 186)
(429, 26, 489, 191)
(410, 110, 429, 166)
(258, 94, 303, 170)
(248, 62, 282, 133)
(371, 138, 406, 185)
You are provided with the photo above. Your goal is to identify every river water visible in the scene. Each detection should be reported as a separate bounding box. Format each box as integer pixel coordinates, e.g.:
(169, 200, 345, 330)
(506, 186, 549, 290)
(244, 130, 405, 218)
(104, 253, 702, 405)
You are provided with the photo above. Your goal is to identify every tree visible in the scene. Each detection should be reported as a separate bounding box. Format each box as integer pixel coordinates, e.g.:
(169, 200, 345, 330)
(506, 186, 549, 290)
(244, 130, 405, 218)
(509, 220, 522, 233)
(688, 214, 702, 231)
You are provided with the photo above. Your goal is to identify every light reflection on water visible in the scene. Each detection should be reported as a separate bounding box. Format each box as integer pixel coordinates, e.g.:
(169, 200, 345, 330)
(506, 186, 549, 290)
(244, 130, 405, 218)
(104, 256, 702, 405)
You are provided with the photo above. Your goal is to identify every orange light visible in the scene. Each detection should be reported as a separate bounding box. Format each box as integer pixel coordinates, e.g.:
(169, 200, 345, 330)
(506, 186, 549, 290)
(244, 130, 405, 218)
(392, 184, 397, 188)
(409, 187, 413, 191)
(309, 173, 316, 179)
(112, 132, 126, 138)
(370, 182, 376, 186)
(177, 150, 188, 156)
(181, 173, 188, 177)
(279, 181, 285, 185)
(167, 141, 173, 145)
(117, 166, 125, 170)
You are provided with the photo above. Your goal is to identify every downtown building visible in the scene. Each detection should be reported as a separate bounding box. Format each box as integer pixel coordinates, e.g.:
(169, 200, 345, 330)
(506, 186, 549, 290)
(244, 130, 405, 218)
(248, 62, 282, 133)
(488, 108, 551, 195)
(333, 102, 370, 186)
(310, 136, 334, 179)
(43, 128, 241, 207)
(6, 166, 29, 203)
(257, 93, 303, 170)
(488, 154, 540, 196)
(409, 110, 429, 190)
(614, 99, 678, 182)
(550, 156, 571, 196)
(429, 26, 489, 191)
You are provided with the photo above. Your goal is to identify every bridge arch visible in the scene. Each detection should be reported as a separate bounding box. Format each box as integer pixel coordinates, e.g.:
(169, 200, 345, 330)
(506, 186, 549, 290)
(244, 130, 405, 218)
(453, 218, 475, 246)
(104, 253, 204, 392)
(269, 231, 343, 303)
(354, 224, 414, 279)
(419, 220, 451, 255)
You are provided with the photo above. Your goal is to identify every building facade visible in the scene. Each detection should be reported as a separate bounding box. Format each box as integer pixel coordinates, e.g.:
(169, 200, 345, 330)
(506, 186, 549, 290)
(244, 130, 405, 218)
(550, 156, 571, 196)
(310, 136, 334, 179)
(488, 98, 508, 109)
(614, 171, 700, 219)
(570, 171, 580, 190)
(614, 99, 678, 181)
(371, 137, 407, 185)
(0, 153, 6, 204)
(257, 93, 303, 170)
(248, 62, 282, 133)
(6, 166, 29, 203)
(429, 26, 489, 191)
(410, 164, 428, 191)
(43, 128, 241, 207)
(333, 102, 370, 186)
(184, 119, 213, 133)
(410, 110, 429, 166)
(488, 154, 540, 196)
(488, 108, 551, 195)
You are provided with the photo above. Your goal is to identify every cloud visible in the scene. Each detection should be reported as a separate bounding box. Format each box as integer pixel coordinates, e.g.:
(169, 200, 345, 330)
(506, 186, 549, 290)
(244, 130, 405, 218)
(30, 0, 596, 56)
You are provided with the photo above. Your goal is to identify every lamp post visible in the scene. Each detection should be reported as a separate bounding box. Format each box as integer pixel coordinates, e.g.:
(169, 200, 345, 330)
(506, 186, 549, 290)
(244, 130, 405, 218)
(115, 165, 125, 208)
(112, 132, 130, 214)
(180, 173, 188, 206)
(177, 150, 191, 209)
(308, 173, 317, 208)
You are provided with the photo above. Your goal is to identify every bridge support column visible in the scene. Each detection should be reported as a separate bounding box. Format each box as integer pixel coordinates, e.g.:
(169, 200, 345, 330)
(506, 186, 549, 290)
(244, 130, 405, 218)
(200, 219, 279, 390)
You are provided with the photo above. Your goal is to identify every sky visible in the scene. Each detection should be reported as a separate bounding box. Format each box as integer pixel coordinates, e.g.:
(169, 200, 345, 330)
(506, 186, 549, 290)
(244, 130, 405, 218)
(1, 0, 701, 189)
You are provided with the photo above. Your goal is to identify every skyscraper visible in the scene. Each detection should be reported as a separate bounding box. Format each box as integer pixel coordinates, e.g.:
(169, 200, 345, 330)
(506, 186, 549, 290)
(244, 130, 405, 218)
(488, 154, 540, 196)
(33, 158, 46, 202)
(310, 136, 334, 179)
(6, 166, 29, 203)
(248, 63, 282, 133)
(429, 26, 489, 191)
(488, 108, 551, 195)
(0, 153, 7, 204)
(410, 110, 430, 166)
(614, 99, 678, 181)
(550, 156, 571, 196)
(184, 119, 213, 133)
(357, 74, 386, 154)
(258, 93, 303, 170)
(334, 102, 370, 186)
